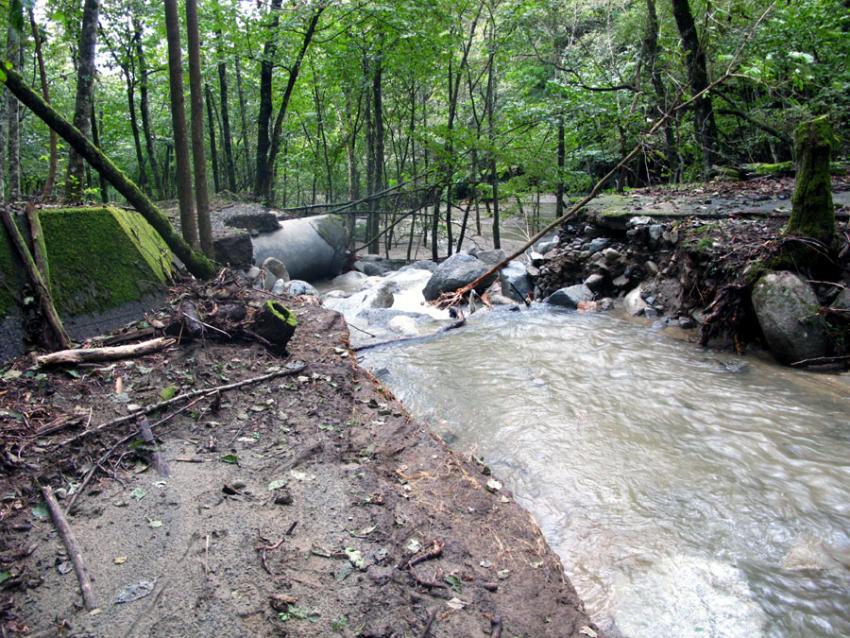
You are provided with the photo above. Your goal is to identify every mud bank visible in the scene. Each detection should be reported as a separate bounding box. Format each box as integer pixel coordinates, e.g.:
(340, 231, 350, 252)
(0, 300, 599, 637)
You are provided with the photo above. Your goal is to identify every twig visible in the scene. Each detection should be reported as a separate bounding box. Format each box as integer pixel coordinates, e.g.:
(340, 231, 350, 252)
(490, 615, 503, 638)
(41, 485, 97, 610)
(61, 363, 307, 446)
(406, 539, 444, 569)
(790, 354, 850, 368)
(138, 416, 169, 477)
(420, 608, 438, 638)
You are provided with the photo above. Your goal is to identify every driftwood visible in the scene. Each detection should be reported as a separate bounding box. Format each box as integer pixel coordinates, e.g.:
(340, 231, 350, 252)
(60, 363, 307, 446)
(41, 485, 97, 609)
(352, 319, 466, 353)
(36, 337, 176, 366)
(1, 205, 71, 350)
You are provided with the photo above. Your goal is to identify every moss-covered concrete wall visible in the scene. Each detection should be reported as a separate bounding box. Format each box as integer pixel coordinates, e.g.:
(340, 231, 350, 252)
(0, 206, 172, 322)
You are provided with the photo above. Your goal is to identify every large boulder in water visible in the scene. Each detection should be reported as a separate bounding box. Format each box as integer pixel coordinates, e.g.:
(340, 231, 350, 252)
(422, 252, 496, 301)
(752, 271, 830, 364)
(545, 284, 593, 309)
(252, 215, 349, 281)
(500, 260, 532, 301)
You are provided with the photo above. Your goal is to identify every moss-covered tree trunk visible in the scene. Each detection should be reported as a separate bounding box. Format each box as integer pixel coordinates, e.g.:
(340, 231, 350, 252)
(787, 117, 835, 244)
(0, 66, 218, 280)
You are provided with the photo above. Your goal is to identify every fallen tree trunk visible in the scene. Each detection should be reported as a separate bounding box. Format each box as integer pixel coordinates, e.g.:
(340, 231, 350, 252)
(0, 67, 218, 280)
(1, 206, 71, 350)
(36, 337, 175, 366)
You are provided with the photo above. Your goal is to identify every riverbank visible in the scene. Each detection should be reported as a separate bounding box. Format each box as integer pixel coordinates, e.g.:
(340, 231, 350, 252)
(0, 294, 599, 637)
(536, 173, 850, 366)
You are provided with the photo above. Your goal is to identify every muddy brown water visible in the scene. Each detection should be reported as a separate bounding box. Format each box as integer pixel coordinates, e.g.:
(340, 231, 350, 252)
(359, 306, 850, 638)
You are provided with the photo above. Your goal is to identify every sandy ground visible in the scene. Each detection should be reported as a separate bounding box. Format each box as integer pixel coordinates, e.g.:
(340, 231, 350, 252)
(0, 301, 599, 638)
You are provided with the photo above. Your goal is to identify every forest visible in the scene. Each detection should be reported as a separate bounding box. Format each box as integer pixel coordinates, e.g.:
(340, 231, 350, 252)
(0, 0, 848, 258)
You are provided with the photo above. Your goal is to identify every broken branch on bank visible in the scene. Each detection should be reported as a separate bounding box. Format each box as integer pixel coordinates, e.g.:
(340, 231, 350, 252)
(41, 485, 97, 610)
(36, 337, 176, 367)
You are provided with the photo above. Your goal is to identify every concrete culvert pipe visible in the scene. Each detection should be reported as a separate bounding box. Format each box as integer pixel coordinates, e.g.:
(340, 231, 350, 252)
(252, 215, 350, 282)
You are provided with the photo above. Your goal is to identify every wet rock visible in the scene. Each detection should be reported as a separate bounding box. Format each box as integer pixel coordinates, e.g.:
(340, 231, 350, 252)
(752, 271, 830, 364)
(371, 283, 395, 309)
(286, 280, 319, 296)
(262, 257, 290, 283)
(587, 237, 611, 254)
(329, 270, 369, 292)
(644, 260, 659, 276)
(678, 315, 697, 329)
(354, 259, 395, 277)
(387, 315, 418, 336)
(624, 286, 648, 316)
(422, 252, 496, 301)
(500, 260, 532, 302)
(474, 248, 507, 266)
(584, 273, 606, 292)
(612, 274, 631, 289)
(598, 297, 615, 311)
(245, 266, 261, 281)
(535, 233, 559, 254)
(627, 215, 653, 228)
(271, 278, 287, 295)
(545, 284, 593, 309)
(648, 224, 664, 246)
(400, 259, 438, 273)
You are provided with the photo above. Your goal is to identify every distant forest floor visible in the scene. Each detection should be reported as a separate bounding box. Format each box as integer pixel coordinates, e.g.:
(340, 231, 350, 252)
(0, 294, 599, 637)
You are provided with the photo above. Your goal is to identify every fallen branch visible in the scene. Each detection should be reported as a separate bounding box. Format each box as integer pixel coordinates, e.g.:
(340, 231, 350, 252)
(790, 354, 850, 368)
(65, 395, 208, 512)
(41, 485, 97, 610)
(353, 320, 466, 353)
(420, 608, 438, 638)
(36, 337, 175, 367)
(60, 363, 307, 446)
(406, 539, 444, 570)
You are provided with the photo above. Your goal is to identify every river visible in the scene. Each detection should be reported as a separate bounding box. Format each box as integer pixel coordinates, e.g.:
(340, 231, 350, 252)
(324, 272, 850, 638)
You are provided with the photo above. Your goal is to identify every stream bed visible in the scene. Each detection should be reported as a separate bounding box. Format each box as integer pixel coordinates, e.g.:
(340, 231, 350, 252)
(357, 306, 850, 638)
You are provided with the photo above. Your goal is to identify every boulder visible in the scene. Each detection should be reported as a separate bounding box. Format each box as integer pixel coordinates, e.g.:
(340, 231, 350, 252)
(624, 286, 648, 316)
(371, 283, 395, 309)
(500, 260, 532, 302)
(400, 260, 438, 273)
(286, 280, 319, 297)
(534, 233, 559, 255)
(584, 273, 606, 292)
(545, 284, 593, 309)
(751, 271, 830, 364)
(422, 252, 496, 301)
(586, 237, 611, 254)
(472, 248, 506, 266)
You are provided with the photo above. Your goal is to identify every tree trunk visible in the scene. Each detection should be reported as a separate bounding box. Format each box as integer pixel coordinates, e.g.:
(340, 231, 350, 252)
(486, 26, 500, 249)
(121, 58, 147, 189)
(30, 9, 58, 198)
(6, 5, 22, 201)
(90, 104, 109, 203)
(65, 0, 99, 202)
(134, 17, 161, 196)
(186, 0, 212, 256)
(254, 0, 283, 199)
(787, 117, 835, 243)
(671, 0, 717, 179)
(555, 113, 565, 218)
(216, 35, 237, 192)
(370, 54, 385, 255)
(264, 5, 324, 203)
(1, 67, 217, 278)
(644, 0, 677, 180)
(164, 0, 198, 248)
(205, 84, 221, 193)
(235, 55, 251, 187)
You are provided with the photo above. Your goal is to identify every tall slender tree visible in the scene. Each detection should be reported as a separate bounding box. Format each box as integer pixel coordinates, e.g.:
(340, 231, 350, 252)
(164, 0, 198, 247)
(65, 0, 100, 201)
(186, 0, 213, 256)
